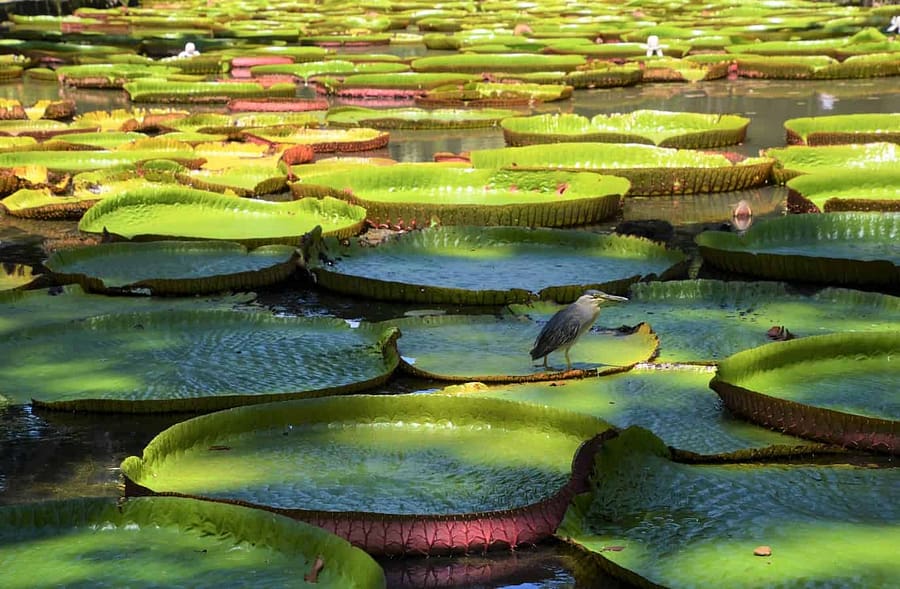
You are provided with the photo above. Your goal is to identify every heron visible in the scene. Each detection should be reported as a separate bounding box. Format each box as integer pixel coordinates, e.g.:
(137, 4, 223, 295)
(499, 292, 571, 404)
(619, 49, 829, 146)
(530, 290, 628, 370)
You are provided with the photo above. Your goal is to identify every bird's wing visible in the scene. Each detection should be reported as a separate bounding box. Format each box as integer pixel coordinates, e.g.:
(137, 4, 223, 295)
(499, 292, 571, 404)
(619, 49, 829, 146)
(530, 312, 582, 359)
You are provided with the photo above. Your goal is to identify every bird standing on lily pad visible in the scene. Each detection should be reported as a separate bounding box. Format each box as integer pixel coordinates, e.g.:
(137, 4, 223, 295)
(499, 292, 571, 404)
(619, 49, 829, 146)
(531, 290, 628, 370)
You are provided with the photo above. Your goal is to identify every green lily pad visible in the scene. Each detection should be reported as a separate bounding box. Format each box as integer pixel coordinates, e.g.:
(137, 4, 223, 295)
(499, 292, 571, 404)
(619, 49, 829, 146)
(250, 60, 408, 81)
(766, 142, 900, 183)
(696, 213, 900, 286)
(787, 169, 900, 213)
(123, 394, 605, 510)
(519, 280, 900, 364)
(0, 311, 399, 411)
(56, 63, 180, 87)
(333, 72, 481, 95)
(0, 146, 199, 174)
(0, 284, 254, 337)
(176, 165, 288, 197)
(121, 394, 610, 554)
(0, 263, 37, 291)
(124, 79, 297, 103)
(1, 188, 100, 220)
(411, 53, 585, 73)
(0, 497, 385, 589)
(784, 113, 900, 145)
(242, 127, 390, 152)
(443, 369, 820, 457)
(419, 81, 573, 106)
(304, 226, 688, 305)
(78, 185, 366, 245)
(557, 427, 900, 589)
(44, 241, 299, 295)
(291, 165, 628, 227)
(735, 53, 900, 80)
(501, 111, 750, 149)
(325, 106, 517, 130)
(391, 315, 657, 381)
(712, 331, 899, 453)
(469, 143, 773, 196)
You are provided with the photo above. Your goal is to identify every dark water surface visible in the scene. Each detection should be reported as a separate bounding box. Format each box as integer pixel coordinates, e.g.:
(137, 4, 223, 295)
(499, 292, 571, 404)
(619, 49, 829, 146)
(0, 70, 898, 588)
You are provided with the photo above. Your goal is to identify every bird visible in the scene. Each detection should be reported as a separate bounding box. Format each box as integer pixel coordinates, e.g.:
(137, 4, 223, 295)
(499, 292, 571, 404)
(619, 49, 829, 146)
(530, 290, 628, 370)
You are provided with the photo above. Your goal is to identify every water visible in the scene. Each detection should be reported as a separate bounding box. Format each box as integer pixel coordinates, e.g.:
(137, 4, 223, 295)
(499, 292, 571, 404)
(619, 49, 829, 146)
(1, 68, 899, 588)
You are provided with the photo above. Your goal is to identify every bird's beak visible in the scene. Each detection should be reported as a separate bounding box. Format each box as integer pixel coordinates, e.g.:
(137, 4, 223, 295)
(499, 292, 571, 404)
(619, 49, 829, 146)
(587, 290, 628, 302)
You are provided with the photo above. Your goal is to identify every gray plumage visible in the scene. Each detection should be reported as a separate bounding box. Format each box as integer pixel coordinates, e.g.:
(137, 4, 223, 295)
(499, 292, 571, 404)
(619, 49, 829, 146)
(530, 290, 628, 370)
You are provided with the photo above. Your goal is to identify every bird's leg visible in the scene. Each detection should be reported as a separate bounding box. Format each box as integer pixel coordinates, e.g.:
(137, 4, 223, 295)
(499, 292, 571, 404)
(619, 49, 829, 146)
(564, 348, 572, 370)
(542, 355, 548, 368)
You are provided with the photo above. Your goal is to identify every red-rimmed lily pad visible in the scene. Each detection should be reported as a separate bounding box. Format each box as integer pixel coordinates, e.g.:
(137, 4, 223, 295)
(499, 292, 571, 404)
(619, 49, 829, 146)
(78, 185, 367, 245)
(784, 113, 900, 146)
(443, 368, 822, 457)
(711, 331, 899, 454)
(787, 169, 900, 213)
(469, 143, 773, 196)
(44, 241, 299, 295)
(121, 394, 612, 555)
(0, 310, 399, 412)
(290, 165, 629, 228)
(696, 212, 900, 286)
(302, 226, 688, 305)
(557, 427, 900, 589)
(501, 111, 750, 149)
(390, 314, 657, 381)
(0, 497, 386, 589)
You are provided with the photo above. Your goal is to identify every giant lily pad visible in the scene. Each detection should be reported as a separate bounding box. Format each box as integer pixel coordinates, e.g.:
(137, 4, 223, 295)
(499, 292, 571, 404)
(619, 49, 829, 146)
(735, 54, 900, 79)
(0, 310, 399, 411)
(124, 79, 297, 103)
(469, 143, 773, 196)
(784, 113, 900, 145)
(523, 280, 900, 364)
(0, 263, 38, 291)
(242, 127, 390, 153)
(0, 146, 200, 173)
(711, 331, 899, 454)
(78, 185, 366, 244)
(766, 142, 900, 183)
(0, 284, 254, 337)
(696, 213, 900, 286)
(325, 106, 517, 130)
(411, 53, 585, 73)
(121, 394, 611, 555)
(291, 165, 629, 227)
(557, 427, 900, 589)
(443, 368, 822, 457)
(390, 315, 657, 381)
(0, 497, 385, 589)
(330, 73, 481, 97)
(44, 241, 299, 295)
(786, 169, 900, 213)
(1, 188, 99, 220)
(304, 226, 688, 305)
(501, 111, 750, 149)
(176, 165, 288, 197)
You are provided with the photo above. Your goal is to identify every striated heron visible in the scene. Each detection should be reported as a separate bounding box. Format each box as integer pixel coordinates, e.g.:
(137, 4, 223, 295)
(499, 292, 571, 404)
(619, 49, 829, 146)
(530, 290, 628, 370)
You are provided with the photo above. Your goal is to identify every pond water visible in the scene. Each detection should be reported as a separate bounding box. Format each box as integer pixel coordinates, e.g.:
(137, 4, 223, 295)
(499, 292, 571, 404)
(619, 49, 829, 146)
(0, 68, 898, 588)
